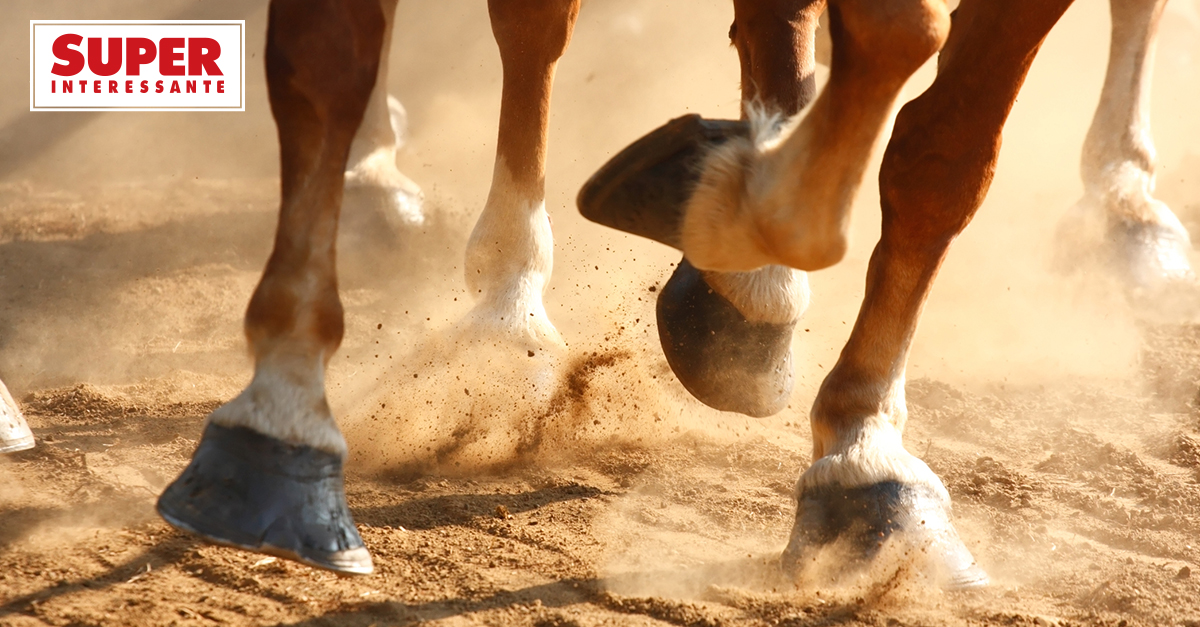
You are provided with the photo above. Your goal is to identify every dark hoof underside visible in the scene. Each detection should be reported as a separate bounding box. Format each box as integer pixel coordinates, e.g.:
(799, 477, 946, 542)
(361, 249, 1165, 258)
(157, 423, 373, 575)
(577, 114, 749, 248)
(657, 258, 794, 417)
(782, 481, 988, 590)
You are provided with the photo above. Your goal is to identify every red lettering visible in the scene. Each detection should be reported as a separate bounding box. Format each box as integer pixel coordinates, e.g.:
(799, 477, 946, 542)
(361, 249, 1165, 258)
(92, 80, 100, 92)
(87, 37, 122, 76)
(51, 34, 85, 76)
(140, 80, 148, 93)
(217, 80, 224, 94)
(125, 80, 133, 93)
(125, 38, 156, 76)
(159, 38, 185, 75)
(155, 80, 163, 93)
(78, 80, 86, 92)
(185, 80, 196, 93)
(187, 38, 222, 75)
(51, 80, 56, 93)
(108, 80, 117, 93)
(63, 80, 72, 93)
(203, 80, 211, 93)
(169, 80, 180, 93)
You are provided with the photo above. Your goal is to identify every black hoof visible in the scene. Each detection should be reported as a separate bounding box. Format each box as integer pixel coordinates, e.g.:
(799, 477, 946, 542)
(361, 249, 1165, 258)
(1109, 218, 1196, 290)
(782, 481, 988, 590)
(157, 423, 373, 575)
(657, 258, 794, 417)
(577, 114, 749, 248)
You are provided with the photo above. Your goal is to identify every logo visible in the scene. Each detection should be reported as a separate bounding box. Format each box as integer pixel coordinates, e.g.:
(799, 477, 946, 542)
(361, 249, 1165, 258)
(30, 20, 244, 111)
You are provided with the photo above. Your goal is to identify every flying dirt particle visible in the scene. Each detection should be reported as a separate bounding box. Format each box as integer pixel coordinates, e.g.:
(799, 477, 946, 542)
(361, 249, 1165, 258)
(495, 505, 512, 520)
(464, 388, 470, 396)
(648, 285, 657, 292)
(1179, 566, 1191, 579)
(527, 350, 535, 357)
(377, 323, 382, 329)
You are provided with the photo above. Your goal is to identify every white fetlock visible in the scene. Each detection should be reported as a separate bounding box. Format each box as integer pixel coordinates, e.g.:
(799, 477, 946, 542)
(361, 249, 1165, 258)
(463, 160, 563, 353)
(700, 263, 811, 325)
(800, 413, 950, 504)
(207, 358, 346, 457)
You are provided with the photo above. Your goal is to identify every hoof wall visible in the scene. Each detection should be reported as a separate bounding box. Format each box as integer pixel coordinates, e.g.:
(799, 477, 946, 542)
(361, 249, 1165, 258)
(1, 385, 34, 454)
(577, 114, 749, 248)
(157, 423, 373, 575)
(1111, 218, 1195, 289)
(657, 258, 794, 417)
(783, 481, 988, 590)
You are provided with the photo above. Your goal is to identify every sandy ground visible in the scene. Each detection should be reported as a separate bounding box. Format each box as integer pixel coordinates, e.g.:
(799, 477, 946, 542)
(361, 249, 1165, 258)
(5, 1, 1200, 625)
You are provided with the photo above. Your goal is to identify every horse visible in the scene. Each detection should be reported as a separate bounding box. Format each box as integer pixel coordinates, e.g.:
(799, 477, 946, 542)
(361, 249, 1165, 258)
(3, 0, 1190, 588)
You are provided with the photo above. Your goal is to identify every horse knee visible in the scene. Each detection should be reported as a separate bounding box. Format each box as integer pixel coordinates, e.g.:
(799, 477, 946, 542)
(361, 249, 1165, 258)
(832, 0, 950, 79)
(488, 0, 581, 67)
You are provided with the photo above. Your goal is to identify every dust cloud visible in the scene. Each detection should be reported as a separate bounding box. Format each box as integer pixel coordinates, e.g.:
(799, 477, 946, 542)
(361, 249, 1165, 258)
(2, 0, 1200, 621)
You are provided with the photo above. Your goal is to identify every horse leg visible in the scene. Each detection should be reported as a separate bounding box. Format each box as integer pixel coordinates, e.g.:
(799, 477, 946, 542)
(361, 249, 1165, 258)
(0, 379, 34, 453)
(653, 0, 823, 416)
(581, 0, 950, 275)
(1058, 0, 1192, 293)
(344, 0, 425, 231)
(157, 0, 385, 575)
(783, 0, 1074, 588)
(461, 0, 581, 353)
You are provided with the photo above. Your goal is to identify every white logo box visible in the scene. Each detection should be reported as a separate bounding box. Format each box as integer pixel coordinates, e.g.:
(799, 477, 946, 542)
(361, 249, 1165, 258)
(30, 20, 245, 111)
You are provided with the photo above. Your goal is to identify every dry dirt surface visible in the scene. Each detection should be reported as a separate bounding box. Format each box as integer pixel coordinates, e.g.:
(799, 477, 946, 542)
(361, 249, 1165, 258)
(5, 1, 1200, 626)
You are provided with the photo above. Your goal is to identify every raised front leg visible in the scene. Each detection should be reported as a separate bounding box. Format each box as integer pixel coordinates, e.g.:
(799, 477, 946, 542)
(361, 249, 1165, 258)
(1058, 0, 1193, 294)
(582, 0, 949, 275)
(651, 0, 824, 416)
(0, 378, 34, 453)
(461, 0, 580, 352)
(344, 0, 425, 232)
(157, 0, 386, 575)
(783, 0, 1074, 588)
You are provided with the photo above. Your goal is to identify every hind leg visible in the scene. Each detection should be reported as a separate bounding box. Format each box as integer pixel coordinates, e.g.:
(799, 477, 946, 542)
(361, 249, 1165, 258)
(783, 0, 1074, 588)
(461, 0, 581, 352)
(0, 378, 34, 453)
(158, 0, 386, 575)
(1057, 0, 1193, 295)
(344, 0, 425, 232)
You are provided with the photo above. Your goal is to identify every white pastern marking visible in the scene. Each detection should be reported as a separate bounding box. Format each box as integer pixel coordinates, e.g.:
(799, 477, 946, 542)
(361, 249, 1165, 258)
(464, 159, 561, 348)
(703, 264, 811, 325)
(208, 356, 346, 456)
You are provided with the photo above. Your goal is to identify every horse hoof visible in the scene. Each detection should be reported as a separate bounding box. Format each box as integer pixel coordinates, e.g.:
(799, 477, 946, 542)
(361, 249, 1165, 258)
(1110, 218, 1195, 290)
(577, 114, 749, 248)
(157, 423, 373, 575)
(1, 382, 34, 454)
(782, 481, 988, 590)
(656, 258, 794, 417)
